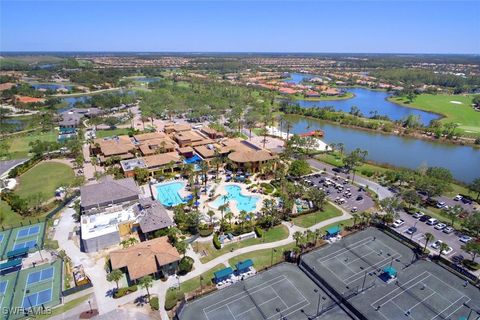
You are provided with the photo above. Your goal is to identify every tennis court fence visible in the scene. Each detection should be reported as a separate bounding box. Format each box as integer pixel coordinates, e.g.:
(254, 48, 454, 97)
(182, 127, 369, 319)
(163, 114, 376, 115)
(298, 258, 367, 320)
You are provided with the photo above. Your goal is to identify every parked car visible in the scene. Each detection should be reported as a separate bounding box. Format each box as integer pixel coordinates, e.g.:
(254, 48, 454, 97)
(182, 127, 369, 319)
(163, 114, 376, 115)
(434, 223, 447, 230)
(413, 212, 424, 219)
(441, 246, 453, 255)
(443, 226, 455, 234)
(431, 240, 443, 249)
(452, 255, 464, 264)
(459, 235, 473, 243)
(453, 195, 463, 201)
(392, 219, 405, 228)
(419, 215, 431, 222)
(426, 218, 438, 226)
(461, 197, 472, 205)
(356, 195, 363, 201)
(436, 201, 446, 208)
(405, 227, 417, 235)
(351, 207, 358, 213)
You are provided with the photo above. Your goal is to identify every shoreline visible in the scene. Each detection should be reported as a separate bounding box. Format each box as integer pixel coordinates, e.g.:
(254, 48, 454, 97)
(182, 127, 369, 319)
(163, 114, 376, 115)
(282, 113, 479, 149)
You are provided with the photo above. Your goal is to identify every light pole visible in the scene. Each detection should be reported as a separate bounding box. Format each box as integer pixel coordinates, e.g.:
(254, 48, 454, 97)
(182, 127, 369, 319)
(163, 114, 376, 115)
(88, 300, 93, 313)
(361, 271, 368, 291)
(410, 221, 418, 240)
(314, 289, 321, 315)
(270, 248, 277, 267)
(25, 289, 35, 317)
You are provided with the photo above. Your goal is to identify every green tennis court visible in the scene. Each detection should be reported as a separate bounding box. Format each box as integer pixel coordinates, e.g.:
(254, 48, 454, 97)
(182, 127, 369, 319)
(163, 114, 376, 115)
(1, 222, 45, 260)
(7, 259, 62, 320)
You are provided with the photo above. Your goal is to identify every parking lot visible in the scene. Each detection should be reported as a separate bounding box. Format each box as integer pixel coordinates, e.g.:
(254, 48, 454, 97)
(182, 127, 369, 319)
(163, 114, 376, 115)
(393, 211, 473, 264)
(303, 172, 375, 213)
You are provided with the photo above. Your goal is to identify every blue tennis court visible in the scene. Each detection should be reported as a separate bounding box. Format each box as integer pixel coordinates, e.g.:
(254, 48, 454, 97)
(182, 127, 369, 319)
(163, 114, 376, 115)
(16, 225, 40, 239)
(27, 267, 54, 285)
(0, 280, 7, 294)
(22, 288, 52, 308)
(13, 240, 37, 251)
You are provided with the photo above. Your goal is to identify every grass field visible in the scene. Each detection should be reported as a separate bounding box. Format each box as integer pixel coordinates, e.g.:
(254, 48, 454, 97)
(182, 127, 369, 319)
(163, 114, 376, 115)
(292, 202, 343, 228)
(2, 130, 57, 159)
(196, 225, 289, 263)
(228, 243, 296, 271)
(15, 162, 75, 202)
(291, 91, 355, 101)
(95, 127, 131, 138)
(389, 94, 480, 136)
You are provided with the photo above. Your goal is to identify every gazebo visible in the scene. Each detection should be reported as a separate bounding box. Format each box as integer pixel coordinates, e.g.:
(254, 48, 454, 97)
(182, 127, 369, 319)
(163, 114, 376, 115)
(235, 259, 253, 274)
(214, 267, 233, 284)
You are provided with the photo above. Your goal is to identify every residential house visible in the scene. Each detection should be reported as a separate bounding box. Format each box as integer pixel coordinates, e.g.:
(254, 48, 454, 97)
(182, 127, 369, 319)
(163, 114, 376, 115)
(109, 236, 181, 282)
(134, 198, 174, 237)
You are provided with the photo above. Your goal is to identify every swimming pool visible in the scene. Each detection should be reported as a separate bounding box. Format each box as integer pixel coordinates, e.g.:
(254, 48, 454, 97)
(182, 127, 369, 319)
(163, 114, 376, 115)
(155, 182, 188, 207)
(211, 185, 259, 212)
(184, 154, 203, 164)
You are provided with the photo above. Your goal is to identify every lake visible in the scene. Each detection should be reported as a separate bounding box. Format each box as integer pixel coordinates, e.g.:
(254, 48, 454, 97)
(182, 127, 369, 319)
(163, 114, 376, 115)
(285, 73, 439, 125)
(282, 115, 480, 183)
(30, 83, 73, 91)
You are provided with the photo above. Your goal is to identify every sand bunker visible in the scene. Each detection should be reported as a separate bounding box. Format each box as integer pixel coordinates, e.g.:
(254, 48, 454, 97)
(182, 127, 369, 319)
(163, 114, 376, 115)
(450, 101, 463, 104)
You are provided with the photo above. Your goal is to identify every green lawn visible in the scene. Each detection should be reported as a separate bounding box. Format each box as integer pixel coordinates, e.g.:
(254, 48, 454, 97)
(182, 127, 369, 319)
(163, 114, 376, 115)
(95, 127, 131, 138)
(36, 294, 92, 319)
(3, 130, 57, 159)
(291, 91, 355, 101)
(0, 200, 29, 228)
(389, 94, 480, 136)
(228, 243, 296, 271)
(292, 202, 343, 228)
(15, 161, 75, 202)
(196, 225, 289, 263)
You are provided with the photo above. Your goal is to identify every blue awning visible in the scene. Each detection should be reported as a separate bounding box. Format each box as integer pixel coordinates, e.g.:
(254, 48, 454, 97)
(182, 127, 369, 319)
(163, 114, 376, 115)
(214, 267, 233, 282)
(326, 226, 341, 235)
(236, 259, 253, 272)
(6, 247, 29, 259)
(383, 266, 397, 277)
(0, 258, 22, 271)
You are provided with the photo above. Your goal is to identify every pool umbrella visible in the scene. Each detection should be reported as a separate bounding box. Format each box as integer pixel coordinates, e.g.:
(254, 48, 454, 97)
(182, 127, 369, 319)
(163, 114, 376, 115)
(194, 201, 200, 207)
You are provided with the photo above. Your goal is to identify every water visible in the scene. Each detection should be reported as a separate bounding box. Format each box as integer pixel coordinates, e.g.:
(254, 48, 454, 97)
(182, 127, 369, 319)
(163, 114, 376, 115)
(283, 115, 480, 183)
(211, 184, 260, 212)
(155, 181, 187, 207)
(30, 83, 72, 91)
(184, 154, 203, 164)
(284, 73, 439, 125)
(59, 89, 135, 111)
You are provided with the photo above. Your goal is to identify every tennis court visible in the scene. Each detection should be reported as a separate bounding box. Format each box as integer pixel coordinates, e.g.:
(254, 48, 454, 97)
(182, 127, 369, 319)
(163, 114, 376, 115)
(178, 263, 353, 320)
(0, 229, 12, 260)
(7, 260, 62, 320)
(300, 228, 480, 320)
(0, 272, 17, 318)
(1, 222, 45, 260)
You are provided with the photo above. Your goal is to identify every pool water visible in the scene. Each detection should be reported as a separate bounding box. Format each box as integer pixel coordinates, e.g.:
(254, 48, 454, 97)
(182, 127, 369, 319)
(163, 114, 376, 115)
(211, 185, 259, 213)
(184, 154, 203, 164)
(156, 182, 187, 207)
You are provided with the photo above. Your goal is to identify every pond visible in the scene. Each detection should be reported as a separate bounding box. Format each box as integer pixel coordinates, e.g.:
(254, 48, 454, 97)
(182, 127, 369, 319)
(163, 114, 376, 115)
(30, 83, 73, 91)
(285, 73, 439, 125)
(58, 89, 135, 111)
(282, 115, 480, 183)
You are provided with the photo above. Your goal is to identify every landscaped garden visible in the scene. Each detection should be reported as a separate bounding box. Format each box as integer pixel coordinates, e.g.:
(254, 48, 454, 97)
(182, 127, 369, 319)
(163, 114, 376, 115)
(292, 202, 343, 228)
(195, 224, 289, 263)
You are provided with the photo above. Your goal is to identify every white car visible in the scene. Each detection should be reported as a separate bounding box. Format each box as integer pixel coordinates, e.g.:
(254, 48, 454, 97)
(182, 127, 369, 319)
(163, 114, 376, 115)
(443, 226, 455, 234)
(440, 246, 453, 255)
(459, 235, 473, 243)
(453, 195, 463, 201)
(426, 218, 438, 226)
(434, 223, 447, 230)
(392, 219, 405, 228)
(431, 240, 443, 250)
(436, 201, 446, 208)
(413, 212, 424, 219)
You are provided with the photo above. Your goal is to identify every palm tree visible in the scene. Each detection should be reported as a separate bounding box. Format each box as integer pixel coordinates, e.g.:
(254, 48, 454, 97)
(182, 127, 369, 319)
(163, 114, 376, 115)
(438, 242, 450, 259)
(138, 276, 153, 302)
(225, 211, 234, 227)
(337, 143, 345, 157)
(106, 269, 123, 290)
(362, 212, 372, 227)
(239, 210, 248, 232)
(314, 228, 322, 245)
(218, 203, 228, 228)
(352, 213, 360, 228)
(424, 233, 434, 254)
(207, 210, 215, 227)
(90, 156, 98, 174)
(293, 231, 303, 246)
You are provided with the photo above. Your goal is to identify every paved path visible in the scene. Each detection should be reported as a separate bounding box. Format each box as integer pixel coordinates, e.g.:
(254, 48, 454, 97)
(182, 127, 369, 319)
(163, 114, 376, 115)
(307, 158, 393, 200)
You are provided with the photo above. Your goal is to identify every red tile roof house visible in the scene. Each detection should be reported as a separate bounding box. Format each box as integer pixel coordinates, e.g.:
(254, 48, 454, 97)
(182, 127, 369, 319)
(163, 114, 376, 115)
(305, 90, 320, 97)
(109, 236, 181, 283)
(13, 95, 46, 106)
(279, 87, 298, 95)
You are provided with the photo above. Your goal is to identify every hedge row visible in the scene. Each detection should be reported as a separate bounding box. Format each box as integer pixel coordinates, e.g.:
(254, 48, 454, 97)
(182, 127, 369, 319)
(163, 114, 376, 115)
(165, 288, 185, 310)
(254, 226, 264, 238)
(213, 233, 221, 249)
(8, 156, 41, 178)
(150, 297, 159, 310)
(113, 285, 138, 298)
(199, 227, 214, 237)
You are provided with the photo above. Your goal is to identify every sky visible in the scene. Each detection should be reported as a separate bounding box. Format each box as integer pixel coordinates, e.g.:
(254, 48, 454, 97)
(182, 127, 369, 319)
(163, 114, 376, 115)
(1, 1, 479, 54)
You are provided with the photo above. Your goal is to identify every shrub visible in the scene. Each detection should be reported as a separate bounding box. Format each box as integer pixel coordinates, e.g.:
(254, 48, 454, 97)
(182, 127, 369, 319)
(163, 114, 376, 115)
(178, 256, 194, 274)
(260, 183, 274, 194)
(213, 233, 222, 249)
(254, 226, 264, 238)
(199, 227, 214, 237)
(149, 296, 159, 310)
(462, 260, 480, 271)
(165, 288, 184, 310)
(113, 285, 137, 298)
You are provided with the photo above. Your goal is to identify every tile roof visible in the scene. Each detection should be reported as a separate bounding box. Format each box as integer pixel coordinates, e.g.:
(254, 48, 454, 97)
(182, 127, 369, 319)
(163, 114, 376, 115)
(110, 236, 181, 280)
(143, 152, 181, 168)
(134, 198, 174, 233)
(228, 150, 277, 163)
